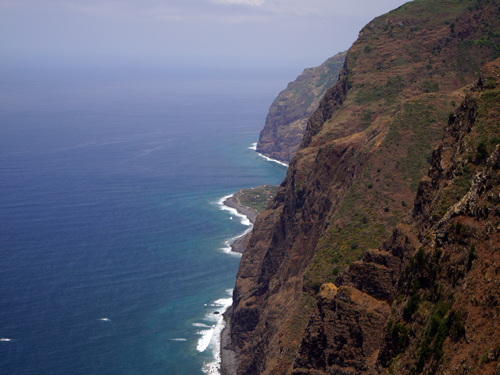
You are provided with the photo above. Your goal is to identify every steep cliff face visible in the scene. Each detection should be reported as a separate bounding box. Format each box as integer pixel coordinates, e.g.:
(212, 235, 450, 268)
(256, 52, 346, 163)
(375, 57, 500, 374)
(228, 1, 500, 374)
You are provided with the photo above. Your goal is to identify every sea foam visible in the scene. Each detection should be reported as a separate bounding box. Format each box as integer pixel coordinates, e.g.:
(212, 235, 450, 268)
(199, 189, 259, 373)
(249, 142, 289, 167)
(215, 194, 252, 255)
(217, 195, 252, 227)
(197, 290, 233, 375)
(256, 151, 289, 167)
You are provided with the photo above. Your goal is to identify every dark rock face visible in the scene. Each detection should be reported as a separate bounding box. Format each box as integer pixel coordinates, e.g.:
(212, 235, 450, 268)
(375, 57, 500, 374)
(256, 52, 346, 163)
(292, 286, 391, 375)
(294, 56, 500, 375)
(227, 1, 500, 374)
(292, 226, 418, 375)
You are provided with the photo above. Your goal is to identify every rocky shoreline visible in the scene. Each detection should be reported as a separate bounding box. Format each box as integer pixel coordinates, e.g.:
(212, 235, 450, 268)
(219, 306, 239, 375)
(218, 185, 279, 373)
(222, 194, 258, 254)
(223, 194, 258, 224)
(218, 192, 258, 374)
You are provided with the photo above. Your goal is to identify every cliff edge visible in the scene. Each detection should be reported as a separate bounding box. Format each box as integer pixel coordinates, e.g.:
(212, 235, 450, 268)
(227, 0, 500, 374)
(256, 52, 346, 163)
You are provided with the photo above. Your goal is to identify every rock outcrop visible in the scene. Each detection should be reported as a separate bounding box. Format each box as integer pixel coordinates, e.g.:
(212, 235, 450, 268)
(228, 1, 500, 374)
(256, 52, 346, 163)
(374, 57, 500, 374)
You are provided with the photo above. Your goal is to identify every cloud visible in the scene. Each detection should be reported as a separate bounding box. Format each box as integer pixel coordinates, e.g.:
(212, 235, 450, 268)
(212, 0, 265, 6)
(0, 0, 408, 18)
(136, 4, 187, 21)
(138, 2, 269, 23)
(64, 1, 121, 16)
(0, 0, 389, 22)
(0, 0, 410, 68)
(209, 0, 410, 18)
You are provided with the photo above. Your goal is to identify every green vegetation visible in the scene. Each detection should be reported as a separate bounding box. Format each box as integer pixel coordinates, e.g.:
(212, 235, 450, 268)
(393, 238, 469, 373)
(467, 244, 477, 270)
(423, 79, 440, 93)
(394, 56, 406, 66)
(304, 184, 389, 287)
(313, 56, 346, 89)
(403, 293, 421, 319)
(360, 109, 373, 128)
(303, 100, 451, 286)
(476, 141, 489, 161)
(456, 42, 481, 83)
(385, 127, 401, 145)
(355, 75, 406, 104)
(449, 309, 466, 340)
(235, 185, 279, 214)
(383, 100, 447, 192)
(416, 300, 453, 373)
(392, 323, 410, 347)
(432, 163, 473, 223)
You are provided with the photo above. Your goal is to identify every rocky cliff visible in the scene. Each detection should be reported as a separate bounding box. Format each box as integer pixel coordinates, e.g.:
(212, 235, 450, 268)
(256, 52, 346, 163)
(295, 55, 500, 375)
(227, 0, 500, 374)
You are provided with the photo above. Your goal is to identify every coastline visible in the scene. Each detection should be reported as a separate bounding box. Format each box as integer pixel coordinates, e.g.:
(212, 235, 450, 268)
(219, 306, 239, 375)
(249, 143, 289, 167)
(200, 192, 260, 375)
(223, 194, 258, 225)
(221, 194, 257, 254)
(215, 192, 257, 375)
(215, 176, 283, 374)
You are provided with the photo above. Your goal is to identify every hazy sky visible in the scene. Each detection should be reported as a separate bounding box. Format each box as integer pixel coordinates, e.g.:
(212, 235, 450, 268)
(1, 0, 409, 69)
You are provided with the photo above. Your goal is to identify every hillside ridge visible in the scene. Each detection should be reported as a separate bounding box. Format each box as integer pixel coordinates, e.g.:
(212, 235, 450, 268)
(227, 0, 500, 374)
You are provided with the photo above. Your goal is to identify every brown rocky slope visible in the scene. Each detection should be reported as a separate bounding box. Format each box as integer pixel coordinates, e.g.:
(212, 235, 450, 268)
(295, 57, 500, 375)
(226, 1, 500, 374)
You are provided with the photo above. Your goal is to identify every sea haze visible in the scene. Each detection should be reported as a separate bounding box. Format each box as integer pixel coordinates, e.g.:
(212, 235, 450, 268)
(0, 66, 289, 375)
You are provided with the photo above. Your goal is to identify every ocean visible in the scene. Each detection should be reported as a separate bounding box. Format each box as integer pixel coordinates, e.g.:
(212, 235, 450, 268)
(0, 65, 289, 375)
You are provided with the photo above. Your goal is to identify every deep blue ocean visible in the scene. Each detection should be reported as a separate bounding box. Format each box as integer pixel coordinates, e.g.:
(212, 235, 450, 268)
(0, 66, 289, 375)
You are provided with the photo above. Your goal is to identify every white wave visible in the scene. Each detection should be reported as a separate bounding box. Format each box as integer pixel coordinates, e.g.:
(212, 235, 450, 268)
(216, 194, 233, 206)
(198, 291, 233, 375)
(170, 338, 187, 342)
(248, 142, 257, 150)
(196, 326, 215, 352)
(220, 225, 252, 255)
(193, 323, 211, 328)
(213, 193, 253, 253)
(256, 151, 289, 167)
(218, 199, 252, 227)
(212, 297, 232, 307)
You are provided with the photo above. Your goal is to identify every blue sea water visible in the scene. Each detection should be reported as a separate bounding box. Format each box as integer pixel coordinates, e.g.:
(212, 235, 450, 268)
(0, 66, 289, 375)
